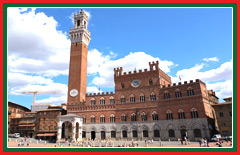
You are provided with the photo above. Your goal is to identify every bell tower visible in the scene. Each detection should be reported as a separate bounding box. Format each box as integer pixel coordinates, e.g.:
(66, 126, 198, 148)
(67, 10, 91, 104)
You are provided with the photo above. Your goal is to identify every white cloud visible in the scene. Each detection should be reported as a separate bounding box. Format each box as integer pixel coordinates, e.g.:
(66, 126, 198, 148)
(203, 57, 219, 62)
(8, 7, 70, 77)
(172, 60, 233, 100)
(89, 51, 176, 87)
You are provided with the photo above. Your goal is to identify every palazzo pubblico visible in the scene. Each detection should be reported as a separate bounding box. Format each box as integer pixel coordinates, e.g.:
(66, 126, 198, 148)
(56, 10, 219, 142)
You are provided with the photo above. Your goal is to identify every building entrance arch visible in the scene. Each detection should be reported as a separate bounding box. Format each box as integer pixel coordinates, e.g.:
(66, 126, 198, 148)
(101, 131, 106, 140)
(57, 114, 83, 142)
(180, 129, 188, 140)
(91, 131, 96, 140)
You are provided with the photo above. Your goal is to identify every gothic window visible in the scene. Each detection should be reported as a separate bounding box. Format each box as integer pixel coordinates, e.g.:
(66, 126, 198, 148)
(91, 115, 95, 123)
(166, 110, 173, 120)
(110, 114, 115, 123)
(178, 109, 185, 119)
(164, 91, 170, 99)
(130, 94, 135, 103)
(100, 114, 105, 123)
(175, 89, 182, 98)
(100, 97, 105, 105)
(131, 113, 137, 122)
(91, 98, 96, 105)
(110, 96, 115, 104)
(152, 111, 159, 120)
(77, 20, 80, 26)
(191, 108, 199, 118)
(82, 115, 86, 124)
(187, 87, 195, 96)
(121, 113, 127, 122)
(121, 83, 125, 89)
(141, 112, 147, 121)
(120, 95, 126, 103)
(149, 79, 153, 85)
(150, 92, 156, 101)
(140, 93, 145, 102)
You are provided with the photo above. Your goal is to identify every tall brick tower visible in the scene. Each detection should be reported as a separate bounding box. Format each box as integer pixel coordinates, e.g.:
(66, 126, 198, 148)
(67, 10, 91, 104)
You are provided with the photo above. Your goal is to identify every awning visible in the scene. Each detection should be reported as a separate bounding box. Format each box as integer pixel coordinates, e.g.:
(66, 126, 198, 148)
(19, 124, 35, 127)
(37, 133, 56, 137)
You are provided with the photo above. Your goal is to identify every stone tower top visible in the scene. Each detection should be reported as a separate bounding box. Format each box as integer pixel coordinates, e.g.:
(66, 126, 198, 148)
(69, 9, 91, 46)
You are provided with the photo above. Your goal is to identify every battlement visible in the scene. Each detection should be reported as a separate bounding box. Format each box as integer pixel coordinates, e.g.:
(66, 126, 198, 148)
(162, 79, 201, 88)
(114, 67, 123, 76)
(86, 91, 114, 96)
(149, 60, 159, 71)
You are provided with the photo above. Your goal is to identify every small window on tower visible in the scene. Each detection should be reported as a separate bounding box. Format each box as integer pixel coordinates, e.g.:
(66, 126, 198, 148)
(149, 79, 153, 85)
(121, 83, 125, 89)
(77, 20, 80, 26)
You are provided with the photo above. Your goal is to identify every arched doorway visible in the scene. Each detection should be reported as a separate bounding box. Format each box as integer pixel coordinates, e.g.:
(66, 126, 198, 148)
(180, 129, 187, 139)
(91, 131, 96, 140)
(122, 130, 127, 138)
(143, 130, 148, 138)
(101, 131, 106, 140)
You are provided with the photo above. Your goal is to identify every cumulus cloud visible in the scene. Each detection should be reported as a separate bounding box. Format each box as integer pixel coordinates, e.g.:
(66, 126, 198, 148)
(203, 57, 219, 62)
(172, 60, 233, 100)
(89, 51, 176, 87)
(8, 7, 70, 77)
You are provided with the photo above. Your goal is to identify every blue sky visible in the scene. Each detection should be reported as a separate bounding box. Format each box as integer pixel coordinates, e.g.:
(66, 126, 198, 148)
(7, 8, 233, 109)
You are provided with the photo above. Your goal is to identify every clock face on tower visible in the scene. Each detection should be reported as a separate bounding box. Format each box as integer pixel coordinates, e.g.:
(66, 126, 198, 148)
(70, 89, 78, 97)
(131, 79, 141, 88)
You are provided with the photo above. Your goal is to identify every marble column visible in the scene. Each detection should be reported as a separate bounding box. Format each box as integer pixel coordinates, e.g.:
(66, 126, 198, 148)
(57, 120, 62, 142)
(72, 125, 76, 142)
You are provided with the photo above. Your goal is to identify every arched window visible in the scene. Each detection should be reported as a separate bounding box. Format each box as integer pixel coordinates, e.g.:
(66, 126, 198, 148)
(121, 83, 125, 89)
(141, 112, 147, 121)
(82, 115, 86, 124)
(121, 113, 127, 122)
(149, 79, 153, 85)
(110, 96, 115, 104)
(191, 108, 199, 118)
(130, 94, 135, 103)
(166, 110, 173, 120)
(100, 97, 105, 105)
(194, 129, 202, 138)
(110, 114, 115, 123)
(187, 87, 195, 96)
(152, 111, 159, 120)
(120, 95, 126, 103)
(91, 115, 95, 123)
(178, 109, 185, 119)
(175, 89, 182, 98)
(140, 93, 145, 102)
(131, 113, 136, 122)
(168, 129, 175, 137)
(150, 92, 156, 101)
(91, 98, 96, 105)
(164, 91, 170, 99)
(100, 114, 105, 123)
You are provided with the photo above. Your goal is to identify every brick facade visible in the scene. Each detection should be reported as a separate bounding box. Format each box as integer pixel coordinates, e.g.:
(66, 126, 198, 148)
(62, 10, 221, 142)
